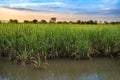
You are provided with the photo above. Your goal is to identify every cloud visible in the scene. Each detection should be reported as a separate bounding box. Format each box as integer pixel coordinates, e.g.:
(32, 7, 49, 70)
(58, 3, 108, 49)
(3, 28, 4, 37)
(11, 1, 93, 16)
(1, 0, 28, 3)
(7, 2, 64, 8)
(0, 0, 120, 16)
(10, 2, 64, 7)
(0, 2, 65, 12)
(101, 0, 118, 3)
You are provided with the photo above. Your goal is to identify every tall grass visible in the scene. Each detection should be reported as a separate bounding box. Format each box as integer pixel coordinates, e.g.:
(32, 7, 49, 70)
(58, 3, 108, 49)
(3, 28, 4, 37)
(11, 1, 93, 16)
(0, 24, 120, 63)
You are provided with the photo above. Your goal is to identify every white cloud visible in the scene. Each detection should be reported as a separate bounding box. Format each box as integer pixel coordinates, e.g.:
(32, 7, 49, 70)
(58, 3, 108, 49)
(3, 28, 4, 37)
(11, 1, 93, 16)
(98, 0, 118, 11)
(2, 2, 65, 12)
(101, 0, 118, 3)
(102, 8, 111, 10)
(6, 2, 64, 8)
(2, 0, 28, 3)
(98, 4, 104, 7)
(0, 0, 65, 9)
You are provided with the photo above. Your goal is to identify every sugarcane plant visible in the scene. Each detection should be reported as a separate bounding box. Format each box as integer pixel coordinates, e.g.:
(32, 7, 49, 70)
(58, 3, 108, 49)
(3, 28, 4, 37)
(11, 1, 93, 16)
(16, 48, 33, 67)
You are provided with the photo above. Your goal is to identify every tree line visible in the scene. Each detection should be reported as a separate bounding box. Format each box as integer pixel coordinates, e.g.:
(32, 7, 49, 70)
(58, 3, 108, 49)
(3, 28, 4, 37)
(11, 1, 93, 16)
(0, 17, 120, 24)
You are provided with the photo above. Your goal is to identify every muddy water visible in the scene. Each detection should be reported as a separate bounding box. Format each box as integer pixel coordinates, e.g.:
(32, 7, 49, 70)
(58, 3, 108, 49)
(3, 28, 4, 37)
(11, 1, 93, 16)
(0, 58, 120, 80)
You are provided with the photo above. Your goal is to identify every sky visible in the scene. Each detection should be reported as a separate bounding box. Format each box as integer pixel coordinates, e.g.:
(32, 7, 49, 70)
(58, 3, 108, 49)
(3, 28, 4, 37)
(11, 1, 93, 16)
(0, 0, 120, 21)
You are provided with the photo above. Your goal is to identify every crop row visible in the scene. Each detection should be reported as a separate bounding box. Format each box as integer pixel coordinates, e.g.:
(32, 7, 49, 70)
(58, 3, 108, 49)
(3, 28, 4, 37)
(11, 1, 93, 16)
(0, 24, 120, 67)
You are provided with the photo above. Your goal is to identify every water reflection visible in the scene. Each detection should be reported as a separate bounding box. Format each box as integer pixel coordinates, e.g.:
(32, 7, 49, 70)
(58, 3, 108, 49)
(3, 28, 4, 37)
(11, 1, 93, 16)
(79, 73, 103, 80)
(0, 58, 120, 80)
(0, 73, 103, 80)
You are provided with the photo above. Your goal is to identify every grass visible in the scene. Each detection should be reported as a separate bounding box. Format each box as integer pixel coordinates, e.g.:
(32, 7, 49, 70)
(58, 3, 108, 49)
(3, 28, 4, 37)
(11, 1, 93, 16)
(0, 23, 120, 66)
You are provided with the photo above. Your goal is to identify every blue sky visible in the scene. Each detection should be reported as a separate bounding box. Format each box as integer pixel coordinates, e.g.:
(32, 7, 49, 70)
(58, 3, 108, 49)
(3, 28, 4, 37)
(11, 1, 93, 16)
(0, 0, 120, 20)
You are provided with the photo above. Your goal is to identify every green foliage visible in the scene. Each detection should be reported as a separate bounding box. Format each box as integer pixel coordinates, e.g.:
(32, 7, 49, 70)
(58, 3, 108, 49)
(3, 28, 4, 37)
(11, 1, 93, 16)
(0, 23, 120, 60)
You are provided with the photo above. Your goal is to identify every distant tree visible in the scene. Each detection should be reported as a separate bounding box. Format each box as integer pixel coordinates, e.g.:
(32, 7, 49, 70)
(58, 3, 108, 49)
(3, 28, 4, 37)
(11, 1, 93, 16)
(62, 21, 68, 24)
(9, 19, 13, 23)
(9, 19, 18, 23)
(69, 21, 74, 24)
(40, 20, 47, 24)
(49, 17, 56, 23)
(99, 21, 102, 24)
(76, 20, 81, 24)
(110, 21, 115, 24)
(94, 20, 98, 24)
(116, 21, 118, 24)
(57, 21, 63, 24)
(14, 19, 18, 23)
(32, 19, 38, 23)
(0, 21, 1, 23)
(81, 21, 84, 24)
(84, 20, 97, 24)
(104, 21, 108, 24)
(24, 20, 30, 23)
(88, 20, 94, 24)
(116, 21, 120, 24)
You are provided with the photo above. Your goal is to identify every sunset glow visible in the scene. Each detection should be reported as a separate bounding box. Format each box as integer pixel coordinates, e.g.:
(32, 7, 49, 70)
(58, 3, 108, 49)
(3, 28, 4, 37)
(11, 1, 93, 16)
(0, 0, 120, 21)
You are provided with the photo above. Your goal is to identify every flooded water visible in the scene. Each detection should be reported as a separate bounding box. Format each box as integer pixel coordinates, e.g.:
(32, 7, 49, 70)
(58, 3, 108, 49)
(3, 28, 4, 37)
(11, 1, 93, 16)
(0, 58, 120, 80)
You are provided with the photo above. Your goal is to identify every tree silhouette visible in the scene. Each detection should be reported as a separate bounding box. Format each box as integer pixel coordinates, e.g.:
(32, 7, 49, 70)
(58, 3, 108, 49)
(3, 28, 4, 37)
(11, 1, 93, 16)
(57, 21, 63, 24)
(9, 19, 13, 23)
(14, 19, 18, 23)
(99, 21, 102, 24)
(87, 20, 94, 24)
(24, 20, 30, 23)
(104, 21, 108, 24)
(76, 20, 81, 24)
(32, 19, 38, 23)
(4, 18, 120, 24)
(40, 20, 47, 24)
(94, 20, 97, 24)
(69, 21, 74, 24)
(9, 19, 18, 23)
(49, 17, 56, 23)
(110, 22, 115, 24)
(63, 21, 68, 24)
